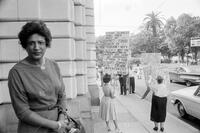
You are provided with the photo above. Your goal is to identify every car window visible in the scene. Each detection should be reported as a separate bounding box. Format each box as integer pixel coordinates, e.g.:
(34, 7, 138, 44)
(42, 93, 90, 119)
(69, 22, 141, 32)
(175, 67, 181, 72)
(178, 67, 191, 73)
(184, 67, 191, 72)
(179, 67, 186, 72)
(194, 86, 200, 97)
(176, 67, 185, 73)
(196, 90, 200, 97)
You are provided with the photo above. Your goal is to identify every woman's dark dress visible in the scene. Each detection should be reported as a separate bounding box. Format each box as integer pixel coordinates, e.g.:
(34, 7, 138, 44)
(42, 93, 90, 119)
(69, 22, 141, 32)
(8, 58, 67, 133)
(150, 95, 167, 122)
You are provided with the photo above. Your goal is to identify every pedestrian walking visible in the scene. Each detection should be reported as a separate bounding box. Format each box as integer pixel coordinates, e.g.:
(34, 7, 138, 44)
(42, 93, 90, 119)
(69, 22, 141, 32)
(99, 74, 122, 133)
(100, 67, 104, 87)
(142, 75, 169, 132)
(129, 66, 135, 94)
(136, 64, 142, 79)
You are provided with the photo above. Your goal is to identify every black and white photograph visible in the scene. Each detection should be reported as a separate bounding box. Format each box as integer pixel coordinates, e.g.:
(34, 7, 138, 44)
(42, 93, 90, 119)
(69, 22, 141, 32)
(0, 0, 200, 133)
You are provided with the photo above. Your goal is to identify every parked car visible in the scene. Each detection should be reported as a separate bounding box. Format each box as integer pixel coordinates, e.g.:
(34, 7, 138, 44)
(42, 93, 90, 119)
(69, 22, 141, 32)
(169, 66, 200, 86)
(170, 85, 200, 119)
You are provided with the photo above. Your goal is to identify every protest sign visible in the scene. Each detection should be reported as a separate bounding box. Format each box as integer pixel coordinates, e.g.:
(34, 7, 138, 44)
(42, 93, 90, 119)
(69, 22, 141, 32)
(141, 53, 170, 86)
(103, 31, 130, 75)
(141, 53, 170, 99)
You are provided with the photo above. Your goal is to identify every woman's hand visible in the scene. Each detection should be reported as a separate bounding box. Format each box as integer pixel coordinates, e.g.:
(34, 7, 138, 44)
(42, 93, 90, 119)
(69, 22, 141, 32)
(141, 86, 151, 99)
(56, 119, 72, 133)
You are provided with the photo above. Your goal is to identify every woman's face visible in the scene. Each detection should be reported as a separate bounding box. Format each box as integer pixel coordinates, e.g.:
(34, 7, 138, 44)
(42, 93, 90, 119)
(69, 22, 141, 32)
(26, 33, 47, 61)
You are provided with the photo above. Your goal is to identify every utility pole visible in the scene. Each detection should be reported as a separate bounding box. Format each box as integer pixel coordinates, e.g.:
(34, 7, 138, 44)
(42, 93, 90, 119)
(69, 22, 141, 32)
(185, 45, 190, 66)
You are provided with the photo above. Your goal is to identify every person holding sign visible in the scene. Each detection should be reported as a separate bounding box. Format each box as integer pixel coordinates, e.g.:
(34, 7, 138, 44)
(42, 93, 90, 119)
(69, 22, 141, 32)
(128, 66, 135, 94)
(142, 75, 169, 132)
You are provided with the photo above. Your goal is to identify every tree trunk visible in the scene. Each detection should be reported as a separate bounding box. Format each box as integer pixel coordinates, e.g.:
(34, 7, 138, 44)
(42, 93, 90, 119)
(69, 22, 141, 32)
(152, 26, 157, 37)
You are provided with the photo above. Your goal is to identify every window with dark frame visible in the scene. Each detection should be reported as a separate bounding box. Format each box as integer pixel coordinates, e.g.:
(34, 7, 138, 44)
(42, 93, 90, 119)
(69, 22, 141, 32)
(194, 86, 200, 97)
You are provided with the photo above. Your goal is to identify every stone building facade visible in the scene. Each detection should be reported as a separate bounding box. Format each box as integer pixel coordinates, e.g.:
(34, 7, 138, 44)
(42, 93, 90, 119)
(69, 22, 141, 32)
(0, 0, 98, 132)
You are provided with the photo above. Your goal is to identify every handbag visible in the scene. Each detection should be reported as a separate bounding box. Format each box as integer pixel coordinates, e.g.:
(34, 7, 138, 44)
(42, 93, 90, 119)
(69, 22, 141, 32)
(64, 115, 86, 133)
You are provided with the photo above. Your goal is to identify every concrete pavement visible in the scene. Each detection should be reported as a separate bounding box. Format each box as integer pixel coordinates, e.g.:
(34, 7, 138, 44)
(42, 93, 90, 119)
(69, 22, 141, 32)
(92, 96, 149, 133)
(92, 93, 200, 133)
(117, 94, 199, 133)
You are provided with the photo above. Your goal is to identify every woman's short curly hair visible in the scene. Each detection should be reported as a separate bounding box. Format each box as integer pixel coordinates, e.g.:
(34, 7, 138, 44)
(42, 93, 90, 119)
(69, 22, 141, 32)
(103, 73, 111, 83)
(18, 20, 52, 49)
(156, 75, 164, 84)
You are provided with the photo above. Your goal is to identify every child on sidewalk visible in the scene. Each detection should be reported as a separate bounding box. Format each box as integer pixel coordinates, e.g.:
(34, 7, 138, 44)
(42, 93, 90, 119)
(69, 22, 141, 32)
(99, 73, 122, 133)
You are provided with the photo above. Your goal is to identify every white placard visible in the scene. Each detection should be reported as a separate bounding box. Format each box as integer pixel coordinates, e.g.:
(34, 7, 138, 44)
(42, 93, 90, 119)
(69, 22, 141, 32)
(103, 31, 130, 74)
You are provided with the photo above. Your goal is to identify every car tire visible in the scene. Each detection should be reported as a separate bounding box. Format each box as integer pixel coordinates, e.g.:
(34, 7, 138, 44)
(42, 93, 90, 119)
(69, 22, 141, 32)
(186, 81, 191, 87)
(177, 101, 187, 118)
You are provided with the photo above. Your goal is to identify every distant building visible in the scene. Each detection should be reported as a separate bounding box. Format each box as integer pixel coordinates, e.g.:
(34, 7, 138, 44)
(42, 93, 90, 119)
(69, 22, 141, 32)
(190, 37, 200, 63)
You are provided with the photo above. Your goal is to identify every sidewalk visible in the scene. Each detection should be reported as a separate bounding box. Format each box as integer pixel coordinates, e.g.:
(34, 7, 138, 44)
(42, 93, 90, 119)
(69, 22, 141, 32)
(92, 93, 200, 133)
(91, 97, 149, 133)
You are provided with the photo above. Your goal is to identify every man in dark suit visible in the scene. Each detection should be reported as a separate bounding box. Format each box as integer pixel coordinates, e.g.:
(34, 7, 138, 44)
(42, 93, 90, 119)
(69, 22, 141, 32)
(122, 74, 128, 95)
(118, 74, 124, 95)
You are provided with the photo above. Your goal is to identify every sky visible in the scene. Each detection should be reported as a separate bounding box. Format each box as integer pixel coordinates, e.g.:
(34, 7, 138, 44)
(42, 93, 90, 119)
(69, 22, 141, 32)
(94, 0, 200, 36)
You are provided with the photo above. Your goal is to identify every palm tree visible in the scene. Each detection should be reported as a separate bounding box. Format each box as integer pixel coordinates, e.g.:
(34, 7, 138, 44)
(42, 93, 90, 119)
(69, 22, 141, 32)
(144, 11, 164, 37)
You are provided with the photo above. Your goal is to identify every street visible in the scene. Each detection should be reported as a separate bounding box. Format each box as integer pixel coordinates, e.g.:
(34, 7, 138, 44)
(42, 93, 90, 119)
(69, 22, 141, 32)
(134, 77, 200, 131)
